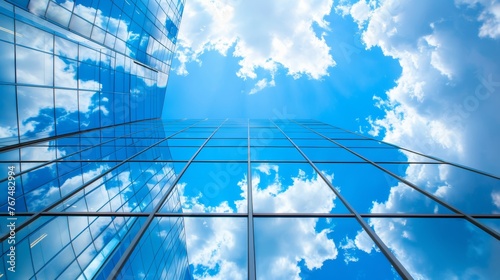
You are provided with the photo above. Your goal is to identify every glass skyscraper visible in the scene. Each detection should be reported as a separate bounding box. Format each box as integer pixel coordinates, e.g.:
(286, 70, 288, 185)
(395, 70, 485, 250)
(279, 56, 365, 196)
(0, 1, 499, 280)
(0, 0, 183, 146)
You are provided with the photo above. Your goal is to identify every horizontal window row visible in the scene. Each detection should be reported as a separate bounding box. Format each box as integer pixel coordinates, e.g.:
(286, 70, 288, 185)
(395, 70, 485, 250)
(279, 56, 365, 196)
(1, 215, 497, 279)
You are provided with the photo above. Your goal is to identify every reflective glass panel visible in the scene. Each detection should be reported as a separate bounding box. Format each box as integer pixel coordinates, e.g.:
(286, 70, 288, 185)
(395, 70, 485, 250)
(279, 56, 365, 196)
(315, 163, 452, 214)
(0, 41, 15, 83)
(0, 85, 17, 144)
(117, 216, 190, 279)
(381, 163, 500, 214)
(161, 162, 247, 213)
(252, 163, 348, 213)
(255, 218, 400, 280)
(350, 147, 438, 163)
(250, 147, 304, 161)
(196, 147, 247, 161)
(301, 147, 364, 162)
(367, 217, 500, 279)
(16, 46, 53, 86)
(184, 217, 248, 279)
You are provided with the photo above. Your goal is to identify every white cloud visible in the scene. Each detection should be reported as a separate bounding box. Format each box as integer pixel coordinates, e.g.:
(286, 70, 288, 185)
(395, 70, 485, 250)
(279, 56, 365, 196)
(21, 144, 65, 162)
(254, 163, 279, 175)
(0, 126, 16, 138)
(345, 0, 500, 175)
(255, 169, 339, 272)
(492, 191, 500, 209)
(249, 78, 276, 95)
(255, 217, 337, 280)
(181, 165, 339, 279)
(252, 168, 337, 213)
(457, 0, 500, 39)
(339, 237, 360, 264)
(184, 216, 247, 280)
(349, 0, 373, 28)
(174, 0, 335, 94)
(353, 230, 375, 254)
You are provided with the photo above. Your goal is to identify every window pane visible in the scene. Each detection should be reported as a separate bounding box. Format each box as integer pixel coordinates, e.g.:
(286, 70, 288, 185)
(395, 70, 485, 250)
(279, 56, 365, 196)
(0, 41, 15, 83)
(368, 217, 499, 279)
(315, 163, 452, 214)
(252, 163, 348, 213)
(17, 86, 55, 140)
(301, 147, 364, 162)
(0, 85, 18, 144)
(117, 216, 193, 279)
(15, 20, 53, 51)
(255, 218, 400, 279)
(251, 147, 304, 161)
(184, 217, 247, 279)
(162, 162, 247, 213)
(46, 1, 72, 27)
(196, 147, 247, 161)
(350, 147, 437, 163)
(381, 163, 500, 214)
(16, 46, 53, 86)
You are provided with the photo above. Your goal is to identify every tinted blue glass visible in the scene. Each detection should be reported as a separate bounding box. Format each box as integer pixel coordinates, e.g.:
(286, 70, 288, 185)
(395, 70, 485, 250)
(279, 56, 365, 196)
(251, 147, 305, 161)
(252, 163, 348, 213)
(381, 163, 500, 214)
(315, 163, 452, 214)
(162, 163, 248, 213)
(0, 85, 18, 146)
(255, 218, 400, 280)
(196, 147, 248, 161)
(368, 218, 500, 279)
(183, 217, 247, 279)
(118, 217, 190, 279)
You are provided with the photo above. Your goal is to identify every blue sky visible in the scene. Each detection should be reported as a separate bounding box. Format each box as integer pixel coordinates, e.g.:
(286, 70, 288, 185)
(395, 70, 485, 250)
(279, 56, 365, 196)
(163, 1, 401, 132)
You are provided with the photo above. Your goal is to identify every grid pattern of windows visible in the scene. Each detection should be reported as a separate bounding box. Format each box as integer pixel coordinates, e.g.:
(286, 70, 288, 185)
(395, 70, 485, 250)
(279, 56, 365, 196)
(0, 0, 184, 147)
(1, 119, 498, 279)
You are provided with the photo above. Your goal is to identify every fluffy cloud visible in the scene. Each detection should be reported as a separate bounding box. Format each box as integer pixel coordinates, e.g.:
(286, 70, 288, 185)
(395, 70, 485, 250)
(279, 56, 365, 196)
(180, 164, 339, 279)
(339, 0, 500, 176)
(457, 0, 500, 39)
(252, 165, 337, 213)
(174, 0, 335, 94)
(184, 217, 247, 280)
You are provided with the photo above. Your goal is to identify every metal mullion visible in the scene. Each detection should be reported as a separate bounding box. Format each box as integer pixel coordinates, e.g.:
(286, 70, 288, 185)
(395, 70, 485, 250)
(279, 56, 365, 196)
(0, 120, 166, 184)
(0, 119, 204, 243)
(307, 160, 436, 164)
(247, 119, 256, 280)
(4, 212, 499, 218)
(295, 121, 500, 241)
(271, 120, 414, 280)
(0, 160, 441, 164)
(107, 119, 228, 279)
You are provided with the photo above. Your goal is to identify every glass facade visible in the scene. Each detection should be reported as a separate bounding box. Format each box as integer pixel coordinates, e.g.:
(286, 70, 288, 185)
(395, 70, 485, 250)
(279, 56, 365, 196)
(0, 118, 499, 279)
(0, 0, 184, 146)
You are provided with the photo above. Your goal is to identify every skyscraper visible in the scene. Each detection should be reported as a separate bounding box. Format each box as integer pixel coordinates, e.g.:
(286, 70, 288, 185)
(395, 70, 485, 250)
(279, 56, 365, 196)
(1, 0, 190, 279)
(0, 0, 183, 146)
(0, 1, 499, 280)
